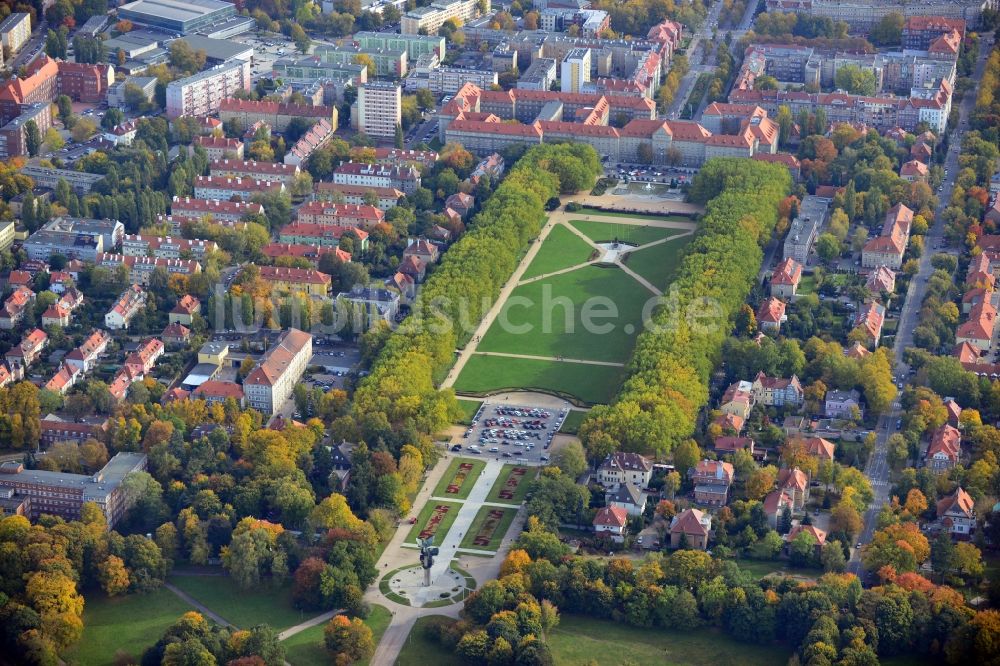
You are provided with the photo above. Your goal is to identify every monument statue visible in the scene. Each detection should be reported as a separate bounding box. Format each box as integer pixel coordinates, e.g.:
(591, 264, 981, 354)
(417, 536, 439, 587)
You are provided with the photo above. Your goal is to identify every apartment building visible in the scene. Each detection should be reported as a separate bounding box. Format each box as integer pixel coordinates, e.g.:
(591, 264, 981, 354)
(193, 175, 285, 200)
(401, 0, 488, 35)
(517, 58, 558, 91)
(261, 243, 352, 266)
(278, 223, 369, 250)
(372, 147, 438, 169)
(105, 284, 146, 330)
(903, 16, 967, 49)
(561, 48, 591, 93)
(18, 166, 104, 195)
(763, 0, 995, 30)
(243, 328, 313, 416)
(284, 119, 334, 167)
(192, 135, 244, 160)
(405, 66, 498, 95)
(783, 194, 831, 263)
(209, 159, 300, 185)
(354, 31, 446, 61)
(170, 196, 264, 224)
(862, 203, 914, 269)
(58, 61, 114, 103)
(313, 183, 405, 211)
(296, 202, 384, 228)
(0, 56, 113, 124)
(0, 453, 146, 527)
(6, 328, 48, 371)
(24, 217, 124, 262)
(122, 235, 218, 260)
(257, 265, 332, 296)
(0, 13, 31, 61)
(165, 61, 252, 119)
(0, 103, 52, 160)
(332, 161, 420, 194)
(312, 43, 407, 78)
(217, 98, 337, 133)
(95, 253, 202, 286)
(64, 330, 111, 374)
(352, 81, 402, 139)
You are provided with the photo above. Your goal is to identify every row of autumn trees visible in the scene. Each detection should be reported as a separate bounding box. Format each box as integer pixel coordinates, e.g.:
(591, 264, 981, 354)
(578, 159, 792, 461)
(339, 143, 603, 453)
(431, 517, 999, 665)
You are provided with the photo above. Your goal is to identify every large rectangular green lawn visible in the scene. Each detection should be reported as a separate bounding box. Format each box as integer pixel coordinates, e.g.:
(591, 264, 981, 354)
(477, 265, 654, 363)
(623, 233, 693, 288)
(548, 615, 791, 665)
(453, 354, 622, 405)
(168, 574, 306, 631)
(404, 499, 463, 546)
(432, 457, 487, 500)
(569, 219, 686, 246)
(579, 208, 695, 222)
(282, 604, 392, 666)
(67, 588, 194, 666)
(486, 464, 537, 504)
(521, 223, 597, 279)
(459, 506, 518, 551)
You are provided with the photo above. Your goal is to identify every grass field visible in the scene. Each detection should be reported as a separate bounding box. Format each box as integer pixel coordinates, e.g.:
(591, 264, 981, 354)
(282, 605, 392, 666)
(569, 219, 681, 247)
(454, 354, 622, 405)
(168, 574, 306, 631)
(486, 464, 537, 504)
(396, 616, 462, 666)
(404, 499, 464, 546)
(623, 234, 693, 288)
(455, 398, 482, 424)
(579, 207, 695, 222)
(432, 457, 487, 500)
(477, 265, 653, 363)
(548, 615, 791, 666)
(67, 588, 193, 665)
(558, 409, 588, 434)
(459, 506, 518, 551)
(521, 223, 596, 279)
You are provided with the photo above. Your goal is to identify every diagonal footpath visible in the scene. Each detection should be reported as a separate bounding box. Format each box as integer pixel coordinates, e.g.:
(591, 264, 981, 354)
(471, 350, 625, 367)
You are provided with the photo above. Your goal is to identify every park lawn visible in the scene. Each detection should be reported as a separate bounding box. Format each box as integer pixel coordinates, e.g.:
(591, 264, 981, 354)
(459, 506, 519, 551)
(432, 457, 487, 500)
(455, 398, 482, 424)
(558, 409, 588, 434)
(548, 615, 791, 666)
(622, 233, 693, 289)
(569, 219, 682, 247)
(282, 605, 392, 666)
(477, 265, 653, 363)
(454, 354, 623, 405)
(579, 207, 695, 222)
(168, 574, 306, 631)
(404, 499, 464, 546)
(521, 223, 597, 280)
(396, 616, 463, 666)
(67, 588, 194, 666)
(486, 464, 537, 504)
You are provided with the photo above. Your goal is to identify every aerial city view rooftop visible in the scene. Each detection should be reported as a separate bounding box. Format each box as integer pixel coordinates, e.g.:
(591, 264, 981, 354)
(0, 0, 999, 663)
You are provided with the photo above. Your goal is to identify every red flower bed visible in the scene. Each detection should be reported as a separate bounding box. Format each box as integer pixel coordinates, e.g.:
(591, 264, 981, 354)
(473, 509, 506, 547)
(498, 467, 528, 500)
(446, 463, 474, 494)
(418, 504, 451, 540)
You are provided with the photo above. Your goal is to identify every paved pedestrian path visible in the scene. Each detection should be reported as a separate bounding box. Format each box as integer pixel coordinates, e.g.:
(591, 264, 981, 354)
(471, 350, 626, 367)
(277, 609, 340, 641)
(164, 583, 234, 628)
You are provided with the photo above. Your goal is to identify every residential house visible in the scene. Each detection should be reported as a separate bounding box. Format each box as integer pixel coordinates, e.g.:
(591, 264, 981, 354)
(802, 436, 836, 462)
(445, 192, 474, 219)
(170, 295, 200, 325)
(720, 380, 754, 419)
(926, 424, 961, 472)
(596, 452, 653, 488)
(193, 380, 246, 407)
(65, 330, 110, 374)
(105, 285, 146, 330)
(606, 483, 646, 517)
(866, 266, 896, 295)
(714, 435, 755, 456)
(956, 300, 997, 352)
(403, 238, 440, 264)
(670, 508, 711, 549)
(593, 506, 628, 541)
(162, 322, 191, 346)
(944, 398, 962, 427)
(936, 486, 975, 539)
(785, 524, 827, 551)
(900, 159, 929, 182)
(770, 258, 803, 298)
(44, 363, 80, 395)
(825, 389, 862, 419)
(966, 252, 995, 289)
(397, 255, 427, 283)
(0, 286, 34, 329)
(750, 371, 803, 407)
(243, 328, 313, 416)
(691, 459, 734, 507)
(125, 339, 164, 376)
(712, 411, 745, 435)
(845, 341, 871, 359)
(5, 328, 47, 371)
(853, 301, 886, 349)
(757, 296, 787, 333)
(763, 490, 795, 529)
(777, 467, 809, 510)
(862, 203, 913, 270)
(257, 266, 332, 297)
(40, 302, 71, 328)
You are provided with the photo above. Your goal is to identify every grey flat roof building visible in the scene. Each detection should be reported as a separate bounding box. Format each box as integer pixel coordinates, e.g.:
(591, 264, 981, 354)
(118, 0, 236, 34)
(173, 35, 254, 63)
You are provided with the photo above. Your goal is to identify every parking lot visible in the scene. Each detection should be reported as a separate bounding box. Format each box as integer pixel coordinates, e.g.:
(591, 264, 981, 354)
(454, 401, 570, 465)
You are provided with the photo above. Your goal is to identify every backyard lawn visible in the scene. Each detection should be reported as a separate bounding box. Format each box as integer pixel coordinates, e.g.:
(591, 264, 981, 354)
(569, 219, 681, 247)
(521, 223, 597, 279)
(453, 353, 623, 405)
(547, 615, 791, 665)
(455, 398, 482, 424)
(432, 457, 487, 500)
(486, 464, 537, 504)
(558, 409, 588, 434)
(404, 499, 464, 546)
(282, 605, 392, 666)
(396, 616, 462, 666)
(477, 265, 655, 363)
(459, 506, 518, 552)
(622, 233, 693, 288)
(168, 574, 306, 631)
(67, 588, 193, 666)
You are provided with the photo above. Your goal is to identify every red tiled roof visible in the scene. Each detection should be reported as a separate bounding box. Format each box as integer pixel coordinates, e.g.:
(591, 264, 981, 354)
(258, 265, 331, 286)
(593, 505, 628, 528)
(771, 258, 802, 285)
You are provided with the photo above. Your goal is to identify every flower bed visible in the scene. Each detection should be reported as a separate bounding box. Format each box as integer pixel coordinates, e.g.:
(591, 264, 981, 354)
(498, 467, 528, 500)
(419, 504, 452, 540)
(446, 463, 474, 494)
(473, 509, 506, 547)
